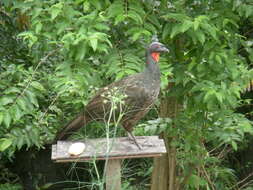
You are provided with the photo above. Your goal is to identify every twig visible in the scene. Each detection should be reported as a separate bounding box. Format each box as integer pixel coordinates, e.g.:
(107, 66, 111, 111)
(217, 146, 232, 160)
(201, 165, 216, 190)
(197, 166, 200, 190)
(208, 143, 225, 155)
(38, 92, 61, 123)
(230, 172, 253, 189)
(12, 48, 59, 106)
(238, 180, 253, 190)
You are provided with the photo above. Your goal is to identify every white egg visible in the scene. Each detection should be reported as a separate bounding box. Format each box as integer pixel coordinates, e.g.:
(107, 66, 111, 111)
(68, 142, 86, 156)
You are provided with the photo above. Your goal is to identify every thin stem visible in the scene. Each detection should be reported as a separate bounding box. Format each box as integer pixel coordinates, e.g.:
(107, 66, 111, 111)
(12, 48, 59, 107)
(201, 165, 216, 190)
(102, 100, 114, 185)
(230, 172, 253, 190)
(92, 159, 101, 190)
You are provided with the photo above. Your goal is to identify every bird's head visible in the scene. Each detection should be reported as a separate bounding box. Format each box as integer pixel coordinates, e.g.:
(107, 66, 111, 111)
(147, 37, 169, 62)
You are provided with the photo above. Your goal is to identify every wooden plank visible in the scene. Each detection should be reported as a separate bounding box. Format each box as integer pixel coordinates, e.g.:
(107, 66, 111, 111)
(106, 159, 121, 190)
(51, 144, 57, 160)
(151, 154, 169, 190)
(52, 136, 166, 162)
(53, 153, 164, 163)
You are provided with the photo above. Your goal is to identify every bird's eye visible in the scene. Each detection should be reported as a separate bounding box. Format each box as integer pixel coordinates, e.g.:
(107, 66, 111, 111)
(153, 44, 160, 49)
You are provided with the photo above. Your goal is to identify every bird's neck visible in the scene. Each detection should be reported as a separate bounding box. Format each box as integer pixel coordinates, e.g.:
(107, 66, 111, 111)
(144, 52, 161, 79)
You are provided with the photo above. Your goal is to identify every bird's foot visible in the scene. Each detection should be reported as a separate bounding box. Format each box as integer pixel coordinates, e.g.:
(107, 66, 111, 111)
(127, 132, 142, 150)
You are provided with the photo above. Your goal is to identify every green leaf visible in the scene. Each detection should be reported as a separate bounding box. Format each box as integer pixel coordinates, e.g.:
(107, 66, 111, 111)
(39, 183, 54, 189)
(16, 134, 24, 150)
(181, 20, 193, 32)
(215, 92, 223, 103)
(170, 25, 182, 38)
(4, 87, 21, 94)
(32, 8, 42, 20)
(200, 22, 217, 40)
(25, 90, 39, 107)
(11, 105, 23, 121)
(0, 112, 3, 125)
(75, 42, 87, 61)
(195, 31, 205, 44)
(188, 58, 197, 71)
(25, 133, 31, 148)
(245, 5, 253, 18)
(89, 38, 98, 51)
(3, 111, 11, 128)
(18, 31, 38, 48)
(242, 121, 253, 133)
(215, 55, 222, 64)
(107, 1, 124, 21)
(131, 29, 151, 41)
(23, 96, 34, 110)
(115, 15, 125, 25)
(83, 1, 90, 12)
(170, 20, 192, 38)
(127, 10, 143, 24)
(94, 23, 110, 31)
(50, 3, 63, 20)
(204, 90, 215, 103)
(193, 20, 200, 30)
(17, 98, 27, 111)
(0, 96, 13, 106)
(231, 141, 237, 151)
(188, 174, 202, 188)
(31, 81, 45, 92)
(90, 0, 102, 10)
(162, 13, 189, 21)
(223, 18, 238, 28)
(35, 22, 42, 34)
(0, 138, 12, 151)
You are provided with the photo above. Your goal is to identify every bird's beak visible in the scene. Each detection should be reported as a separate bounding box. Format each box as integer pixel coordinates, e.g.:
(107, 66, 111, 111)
(159, 46, 169, 53)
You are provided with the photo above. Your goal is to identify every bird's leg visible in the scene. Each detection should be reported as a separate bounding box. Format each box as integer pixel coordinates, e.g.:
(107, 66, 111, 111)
(127, 132, 142, 150)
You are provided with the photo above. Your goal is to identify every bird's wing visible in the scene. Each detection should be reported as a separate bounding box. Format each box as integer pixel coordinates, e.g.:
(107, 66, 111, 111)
(84, 73, 152, 120)
(120, 79, 156, 131)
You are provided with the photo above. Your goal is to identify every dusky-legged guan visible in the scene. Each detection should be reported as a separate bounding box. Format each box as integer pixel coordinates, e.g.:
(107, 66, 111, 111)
(55, 37, 169, 149)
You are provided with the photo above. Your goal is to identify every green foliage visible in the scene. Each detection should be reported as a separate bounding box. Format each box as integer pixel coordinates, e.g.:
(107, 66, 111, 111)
(0, 184, 22, 190)
(157, 0, 253, 189)
(1, 0, 253, 189)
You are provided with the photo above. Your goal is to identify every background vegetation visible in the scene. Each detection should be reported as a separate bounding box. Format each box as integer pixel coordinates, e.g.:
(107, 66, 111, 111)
(1, 0, 253, 189)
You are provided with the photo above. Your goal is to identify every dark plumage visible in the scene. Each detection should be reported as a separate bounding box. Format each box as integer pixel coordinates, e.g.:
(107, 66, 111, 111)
(55, 38, 169, 149)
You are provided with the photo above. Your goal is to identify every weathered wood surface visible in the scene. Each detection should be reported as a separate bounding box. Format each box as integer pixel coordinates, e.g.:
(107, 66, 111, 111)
(106, 159, 121, 190)
(52, 136, 166, 162)
(151, 154, 169, 190)
(51, 144, 57, 160)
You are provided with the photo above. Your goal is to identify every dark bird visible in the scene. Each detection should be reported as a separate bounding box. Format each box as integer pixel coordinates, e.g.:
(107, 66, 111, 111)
(55, 37, 169, 149)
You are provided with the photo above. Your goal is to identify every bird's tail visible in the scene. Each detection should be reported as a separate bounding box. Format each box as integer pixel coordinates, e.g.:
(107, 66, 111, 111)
(55, 112, 90, 141)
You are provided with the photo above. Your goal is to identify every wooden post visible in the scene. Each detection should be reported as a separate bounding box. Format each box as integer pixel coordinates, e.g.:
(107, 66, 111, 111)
(151, 82, 182, 190)
(106, 159, 121, 190)
(51, 136, 166, 189)
(151, 154, 169, 190)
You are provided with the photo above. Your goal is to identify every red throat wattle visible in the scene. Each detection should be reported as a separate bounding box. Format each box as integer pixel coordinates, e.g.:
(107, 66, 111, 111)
(151, 52, 160, 62)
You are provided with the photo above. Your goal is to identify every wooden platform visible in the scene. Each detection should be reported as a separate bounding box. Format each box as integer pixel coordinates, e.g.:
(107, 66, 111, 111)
(52, 136, 166, 162)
